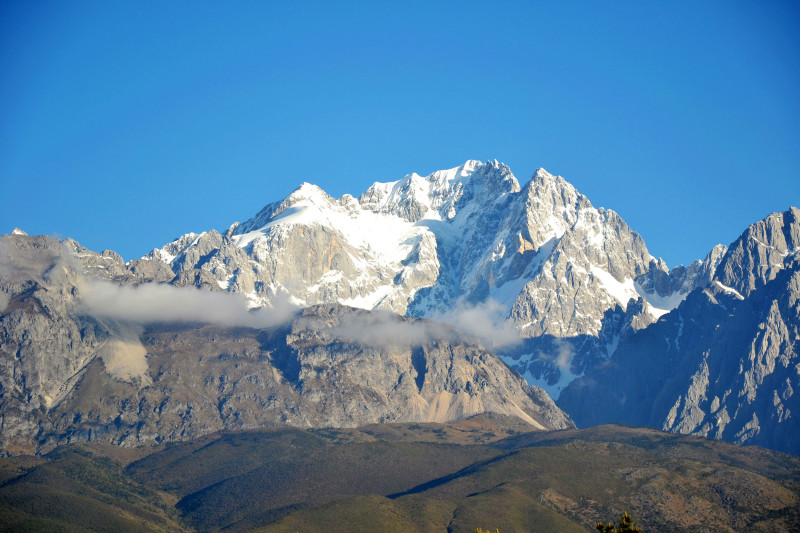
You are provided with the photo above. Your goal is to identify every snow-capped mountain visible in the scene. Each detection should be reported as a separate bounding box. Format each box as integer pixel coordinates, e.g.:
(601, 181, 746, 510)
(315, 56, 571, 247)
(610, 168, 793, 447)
(144, 160, 705, 397)
(3, 160, 798, 456)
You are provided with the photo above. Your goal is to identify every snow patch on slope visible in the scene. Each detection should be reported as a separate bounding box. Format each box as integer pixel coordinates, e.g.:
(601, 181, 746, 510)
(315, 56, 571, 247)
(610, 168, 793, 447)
(500, 347, 581, 401)
(589, 265, 638, 310)
(634, 282, 689, 318)
(232, 186, 430, 267)
(714, 280, 745, 300)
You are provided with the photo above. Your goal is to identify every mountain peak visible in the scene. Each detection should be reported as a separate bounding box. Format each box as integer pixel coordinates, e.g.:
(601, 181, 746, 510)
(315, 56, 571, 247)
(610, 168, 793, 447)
(462, 159, 482, 170)
(531, 167, 571, 188)
(287, 182, 330, 203)
(358, 160, 498, 222)
(713, 206, 800, 297)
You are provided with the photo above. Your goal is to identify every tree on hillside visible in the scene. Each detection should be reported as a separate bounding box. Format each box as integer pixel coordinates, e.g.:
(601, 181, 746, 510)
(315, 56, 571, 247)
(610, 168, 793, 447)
(596, 511, 642, 533)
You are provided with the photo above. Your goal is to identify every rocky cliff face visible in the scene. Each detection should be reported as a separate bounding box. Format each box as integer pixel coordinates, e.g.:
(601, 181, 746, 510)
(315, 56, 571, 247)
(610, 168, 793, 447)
(143, 161, 702, 397)
(0, 233, 572, 455)
(558, 207, 800, 454)
(498, 242, 728, 399)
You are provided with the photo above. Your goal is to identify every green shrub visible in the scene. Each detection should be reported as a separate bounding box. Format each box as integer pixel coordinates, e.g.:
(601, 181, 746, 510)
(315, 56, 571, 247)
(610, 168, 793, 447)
(596, 511, 642, 532)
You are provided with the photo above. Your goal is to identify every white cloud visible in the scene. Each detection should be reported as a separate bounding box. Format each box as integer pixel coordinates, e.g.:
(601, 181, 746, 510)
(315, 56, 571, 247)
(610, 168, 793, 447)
(320, 298, 524, 351)
(432, 298, 522, 349)
(322, 311, 454, 348)
(79, 279, 298, 328)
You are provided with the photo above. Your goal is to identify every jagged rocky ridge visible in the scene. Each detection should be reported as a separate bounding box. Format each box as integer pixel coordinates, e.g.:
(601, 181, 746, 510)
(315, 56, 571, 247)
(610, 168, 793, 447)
(0, 233, 571, 455)
(558, 207, 800, 454)
(143, 160, 716, 398)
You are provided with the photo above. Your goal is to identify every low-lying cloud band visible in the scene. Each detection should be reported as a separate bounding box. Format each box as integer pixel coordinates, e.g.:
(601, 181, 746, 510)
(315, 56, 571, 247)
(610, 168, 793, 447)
(79, 279, 298, 329)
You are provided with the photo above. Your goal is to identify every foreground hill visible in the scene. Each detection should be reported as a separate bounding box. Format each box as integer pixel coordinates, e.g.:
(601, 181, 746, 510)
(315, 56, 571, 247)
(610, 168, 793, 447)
(0, 417, 797, 532)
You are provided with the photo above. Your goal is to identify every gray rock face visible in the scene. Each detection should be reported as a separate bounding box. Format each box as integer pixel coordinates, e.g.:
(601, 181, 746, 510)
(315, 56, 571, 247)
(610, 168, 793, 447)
(0, 235, 114, 453)
(634, 244, 727, 300)
(558, 208, 800, 455)
(143, 161, 699, 396)
(505, 202, 651, 338)
(0, 233, 572, 454)
(715, 207, 800, 297)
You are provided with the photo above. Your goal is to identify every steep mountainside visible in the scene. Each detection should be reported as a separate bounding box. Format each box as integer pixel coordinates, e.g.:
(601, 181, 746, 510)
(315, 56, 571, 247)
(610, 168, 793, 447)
(143, 161, 705, 396)
(559, 207, 800, 454)
(0, 233, 571, 455)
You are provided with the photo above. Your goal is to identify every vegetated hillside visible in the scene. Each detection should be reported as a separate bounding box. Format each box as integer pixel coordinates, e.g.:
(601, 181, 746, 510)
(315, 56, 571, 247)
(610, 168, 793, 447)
(1, 416, 798, 533)
(0, 446, 182, 532)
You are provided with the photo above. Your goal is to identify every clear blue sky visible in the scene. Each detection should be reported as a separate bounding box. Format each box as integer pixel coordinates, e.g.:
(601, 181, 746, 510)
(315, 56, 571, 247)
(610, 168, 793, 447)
(2, 1, 798, 267)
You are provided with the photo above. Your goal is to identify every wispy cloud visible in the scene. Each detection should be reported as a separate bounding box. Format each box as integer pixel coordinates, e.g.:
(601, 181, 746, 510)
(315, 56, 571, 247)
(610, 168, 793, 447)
(79, 279, 298, 328)
(2, 235, 521, 351)
(554, 341, 573, 371)
(319, 311, 455, 348)
(315, 298, 523, 350)
(432, 298, 522, 349)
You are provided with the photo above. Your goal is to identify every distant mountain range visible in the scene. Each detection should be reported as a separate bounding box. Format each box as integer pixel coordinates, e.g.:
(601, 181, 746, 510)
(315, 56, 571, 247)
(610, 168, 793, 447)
(1, 160, 797, 455)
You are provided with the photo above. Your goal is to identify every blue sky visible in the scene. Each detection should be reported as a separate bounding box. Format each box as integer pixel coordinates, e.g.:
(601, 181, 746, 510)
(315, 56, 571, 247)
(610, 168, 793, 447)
(2, 1, 798, 267)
